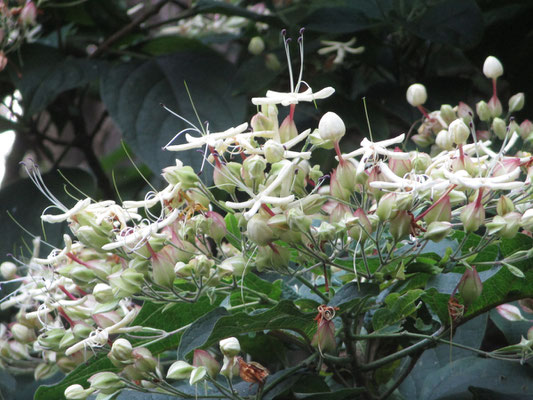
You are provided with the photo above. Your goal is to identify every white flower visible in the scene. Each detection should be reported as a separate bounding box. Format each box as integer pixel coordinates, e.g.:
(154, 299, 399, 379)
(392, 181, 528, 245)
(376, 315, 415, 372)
(443, 167, 523, 190)
(339, 134, 410, 176)
(318, 37, 365, 65)
(251, 29, 334, 106)
(483, 56, 503, 80)
(165, 122, 249, 152)
(369, 162, 449, 193)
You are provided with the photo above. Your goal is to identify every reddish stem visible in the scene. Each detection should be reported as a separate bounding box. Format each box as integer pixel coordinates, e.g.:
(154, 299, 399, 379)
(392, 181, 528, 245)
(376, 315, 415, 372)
(289, 104, 296, 121)
(334, 141, 345, 166)
(475, 188, 484, 208)
(415, 184, 457, 222)
(417, 105, 431, 120)
(58, 285, 78, 301)
(145, 242, 157, 259)
(261, 203, 276, 216)
(76, 286, 89, 296)
(66, 252, 92, 269)
(267, 242, 279, 254)
(58, 307, 76, 327)
(459, 144, 465, 163)
(492, 79, 498, 99)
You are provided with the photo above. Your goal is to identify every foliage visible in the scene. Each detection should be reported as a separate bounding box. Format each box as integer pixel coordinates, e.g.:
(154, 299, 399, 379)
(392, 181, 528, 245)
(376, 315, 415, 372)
(0, 1, 532, 400)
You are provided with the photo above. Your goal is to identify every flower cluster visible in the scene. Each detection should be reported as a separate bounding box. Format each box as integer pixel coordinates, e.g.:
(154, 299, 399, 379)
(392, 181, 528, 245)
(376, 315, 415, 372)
(0, 45, 531, 398)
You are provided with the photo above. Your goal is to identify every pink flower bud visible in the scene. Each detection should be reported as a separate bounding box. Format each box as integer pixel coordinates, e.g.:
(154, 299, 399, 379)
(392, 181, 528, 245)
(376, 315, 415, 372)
(389, 147, 412, 177)
(457, 102, 474, 122)
(492, 157, 520, 177)
(329, 169, 351, 201)
(487, 96, 502, 118)
(520, 120, 533, 139)
(193, 349, 220, 378)
(458, 267, 482, 307)
(389, 211, 411, 242)
(496, 304, 525, 321)
(348, 208, 372, 242)
(279, 115, 298, 143)
(206, 211, 227, 242)
(460, 200, 485, 233)
(312, 319, 336, 354)
(496, 195, 515, 216)
(20, 2, 37, 25)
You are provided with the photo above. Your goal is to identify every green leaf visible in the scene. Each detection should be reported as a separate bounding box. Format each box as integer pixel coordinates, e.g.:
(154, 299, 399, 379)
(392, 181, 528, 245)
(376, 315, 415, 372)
(372, 289, 424, 331)
(178, 300, 314, 358)
(503, 262, 525, 278)
(224, 213, 241, 249)
(303, 2, 383, 33)
(410, 0, 483, 48)
(10, 44, 102, 116)
(329, 282, 379, 312)
(294, 388, 366, 399)
(100, 50, 247, 176)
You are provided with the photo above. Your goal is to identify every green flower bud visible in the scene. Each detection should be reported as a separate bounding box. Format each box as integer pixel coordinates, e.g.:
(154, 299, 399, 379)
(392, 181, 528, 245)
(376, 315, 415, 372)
(189, 255, 214, 277)
(122, 365, 144, 381)
(335, 160, 358, 193)
(315, 221, 336, 241)
(411, 133, 433, 148)
(37, 328, 65, 351)
(88, 372, 124, 395)
(111, 338, 133, 363)
(483, 56, 503, 80)
(376, 193, 398, 221)
(167, 360, 193, 380)
(330, 169, 351, 201)
(247, 214, 275, 246)
(73, 324, 92, 340)
(476, 100, 491, 122)
(58, 330, 77, 350)
(520, 120, 533, 140)
(389, 150, 412, 177)
(67, 266, 96, 285)
(251, 112, 274, 132)
(488, 96, 502, 118)
(133, 347, 157, 373)
(248, 36, 265, 55)
(220, 337, 240, 357)
(348, 208, 372, 242)
(287, 208, 312, 233)
(256, 244, 290, 272)
(219, 255, 247, 277)
(492, 117, 507, 140)
(406, 83, 427, 107)
(460, 201, 485, 233)
(162, 164, 198, 189)
(214, 162, 241, 195)
(193, 349, 220, 378)
(34, 362, 56, 381)
(521, 209, 533, 231)
(0, 261, 17, 280)
(288, 193, 326, 214)
(64, 384, 95, 400)
(207, 211, 227, 243)
(57, 357, 77, 373)
(279, 115, 298, 143)
(423, 194, 451, 224)
(424, 221, 452, 242)
(435, 130, 453, 150)
(265, 53, 281, 71)
(264, 140, 284, 163)
(109, 269, 144, 298)
(318, 112, 345, 142)
(189, 366, 207, 385)
(389, 211, 411, 242)
(496, 195, 515, 216)
(93, 283, 114, 304)
(449, 119, 470, 145)
(152, 250, 176, 288)
(440, 104, 456, 125)
(458, 267, 483, 307)
(410, 152, 431, 173)
(243, 155, 267, 180)
(76, 226, 109, 250)
(11, 323, 35, 344)
(488, 212, 521, 239)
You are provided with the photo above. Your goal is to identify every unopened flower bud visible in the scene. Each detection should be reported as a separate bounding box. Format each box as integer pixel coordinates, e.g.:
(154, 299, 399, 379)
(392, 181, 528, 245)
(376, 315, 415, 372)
(88, 372, 124, 395)
(264, 140, 284, 163)
(435, 130, 453, 150)
(440, 104, 456, 125)
(0, 262, 17, 280)
(496, 195, 515, 216)
(376, 193, 397, 221)
(492, 117, 507, 140)
(248, 36, 265, 55)
(348, 208, 372, 242)
(279, 115, 298, 143)
(287, 208, 311, 233)
(20, 2, 37, 25)
(411, 133, 433, 148)
(318, 112, 345, 142)
(312, 319, 336, 354)
(488, 96, 502, 118)
(423, 194, 451, 224)
(133, 347, 157, 373)
(520, 120, 533, 140)
(488, 212, 521, 239)
(458, 267, 483, 306)
(57, 357, 77, 373)
(406, 83, 427, 107)
(247, 214, 275, 246)
(58, 330, 77, 350)
(251, 112, 274, 132)
(335, 160, 358, 193)
(476, 100, 491, 122)
(497, 304, 525, 322)
(34, 362, 55, 381)
(521, 209, 533, 231)
(189, 366, 207, 385)
(11, 323, 35, 344)
(265, 53, 281, 71)
(460, 201, 485, 233)
(64, 384, 94, 400)
(219, 255, 247, 278)
(152, 251, 176, 288)
(193, 349, 220, 378)
(389, 149, 412, 177)
(220, 355, 239, 378)
(243, 155, 267, 180)
(37, 328, 65, 351)
(162, 164, 198, 189)
(93, 283, 114, 303)
(214, 162, 241, 195)
(110, 339, 133, 363)
(220, 337, 240, 357)
(508, 92, 525, 113)
(167, 360, 193, 380)
(410, 151, 431, 173)
(424, 221, 452, 242)
(449, 119, 470, 145)
(206, 211, 227, 243)
(73, 324, 92, 339)
(457, 102, 474, 123)
(109, 269, 144, 298)
(483, 56, 503, 80)
(389, 211, 411, 241)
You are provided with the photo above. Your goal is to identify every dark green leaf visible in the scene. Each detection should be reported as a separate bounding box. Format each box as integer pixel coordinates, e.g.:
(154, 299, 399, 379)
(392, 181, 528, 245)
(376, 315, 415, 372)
(100, 50, 247, 176)
(410, 0, 483, 48)
(329, 282, 379, 312)
(294, 388, 366, 399)
(178, 300, 314, 358)
(10, 44, 102, 116)
(304, 2, 383, 33)
(224, 213, 241, 250)
(373, 289, 423, 331)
